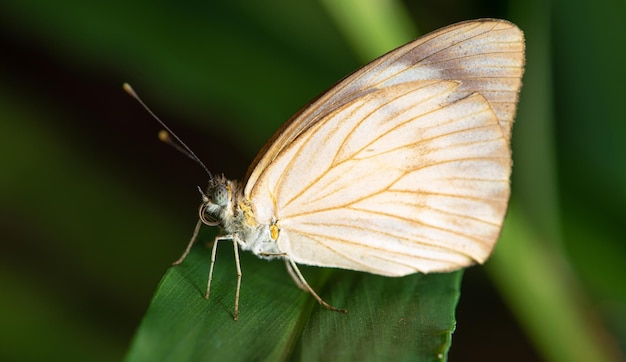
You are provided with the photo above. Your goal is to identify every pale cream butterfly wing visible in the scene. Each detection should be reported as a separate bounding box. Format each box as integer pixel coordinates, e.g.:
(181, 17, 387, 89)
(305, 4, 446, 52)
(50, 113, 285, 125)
(245, 19, 524, 187)
(244, 19, 524, 275)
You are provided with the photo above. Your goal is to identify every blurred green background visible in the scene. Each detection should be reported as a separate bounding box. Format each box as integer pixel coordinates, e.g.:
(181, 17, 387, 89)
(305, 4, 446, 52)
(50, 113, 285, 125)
(0, 0, 624, 361)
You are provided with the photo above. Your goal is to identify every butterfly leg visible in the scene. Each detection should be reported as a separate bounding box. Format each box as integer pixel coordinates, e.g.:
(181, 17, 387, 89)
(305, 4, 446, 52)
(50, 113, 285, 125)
(284, 259, 308, 291)
(205, 234, 222, 301)
(172, 218, 203, 265)
(204, 234, 241, 320)
(232, 236, 242, 321)
(286, 258, 347, 314)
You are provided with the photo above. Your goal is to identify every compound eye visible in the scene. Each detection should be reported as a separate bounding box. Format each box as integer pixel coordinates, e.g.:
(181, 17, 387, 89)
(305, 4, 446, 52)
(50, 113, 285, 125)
(212, 184, 229, 206)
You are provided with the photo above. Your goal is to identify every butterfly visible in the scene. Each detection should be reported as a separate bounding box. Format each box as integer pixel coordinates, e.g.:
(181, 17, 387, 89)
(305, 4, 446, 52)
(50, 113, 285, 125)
(126, 18, 525, 320)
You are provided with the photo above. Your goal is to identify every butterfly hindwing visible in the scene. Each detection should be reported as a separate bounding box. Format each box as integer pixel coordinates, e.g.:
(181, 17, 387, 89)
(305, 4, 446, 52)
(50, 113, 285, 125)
(249, 80, 511, 275)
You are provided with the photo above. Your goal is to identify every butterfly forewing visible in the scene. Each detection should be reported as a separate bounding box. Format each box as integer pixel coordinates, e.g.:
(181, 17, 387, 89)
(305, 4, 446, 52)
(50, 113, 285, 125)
(244, 19, 523, 276)
(245, 19, 524, 191)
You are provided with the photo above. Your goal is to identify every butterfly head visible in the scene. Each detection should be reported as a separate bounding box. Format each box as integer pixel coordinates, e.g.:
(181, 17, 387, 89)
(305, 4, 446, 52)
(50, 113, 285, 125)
(198, 175, 237, 227)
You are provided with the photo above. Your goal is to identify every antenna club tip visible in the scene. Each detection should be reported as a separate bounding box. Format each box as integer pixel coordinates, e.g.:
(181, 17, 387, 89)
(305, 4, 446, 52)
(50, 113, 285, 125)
(122, 83, 136, 97)
(158, 130, 170, 142)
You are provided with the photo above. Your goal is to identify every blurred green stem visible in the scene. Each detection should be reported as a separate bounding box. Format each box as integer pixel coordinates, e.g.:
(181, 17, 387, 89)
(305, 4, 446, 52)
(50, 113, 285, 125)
(491, 1, 618, 361)
(490, 207, 618, 362)
(319, 0, 417, 61)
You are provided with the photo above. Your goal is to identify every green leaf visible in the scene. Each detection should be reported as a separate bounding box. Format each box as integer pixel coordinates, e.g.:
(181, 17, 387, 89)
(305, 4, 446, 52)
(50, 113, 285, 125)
(125, 235, 462, 361)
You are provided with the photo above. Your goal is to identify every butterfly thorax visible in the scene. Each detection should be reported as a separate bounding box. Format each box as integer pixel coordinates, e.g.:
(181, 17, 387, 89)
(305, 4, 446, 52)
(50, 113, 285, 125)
(200, 175, 283, 259)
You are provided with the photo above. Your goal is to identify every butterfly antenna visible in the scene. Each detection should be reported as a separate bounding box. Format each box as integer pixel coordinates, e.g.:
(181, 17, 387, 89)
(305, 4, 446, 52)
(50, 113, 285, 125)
(123, 83, 213, 180)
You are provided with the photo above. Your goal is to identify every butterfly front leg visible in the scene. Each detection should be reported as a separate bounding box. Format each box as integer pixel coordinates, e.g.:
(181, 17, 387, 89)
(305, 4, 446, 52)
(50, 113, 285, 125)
(205, 233, 243, 320)
(171, 219, 203, 266)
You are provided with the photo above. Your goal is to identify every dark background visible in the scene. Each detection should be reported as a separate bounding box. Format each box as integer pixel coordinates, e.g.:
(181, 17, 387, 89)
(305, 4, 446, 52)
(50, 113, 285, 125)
(1, 0, 624, 361)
